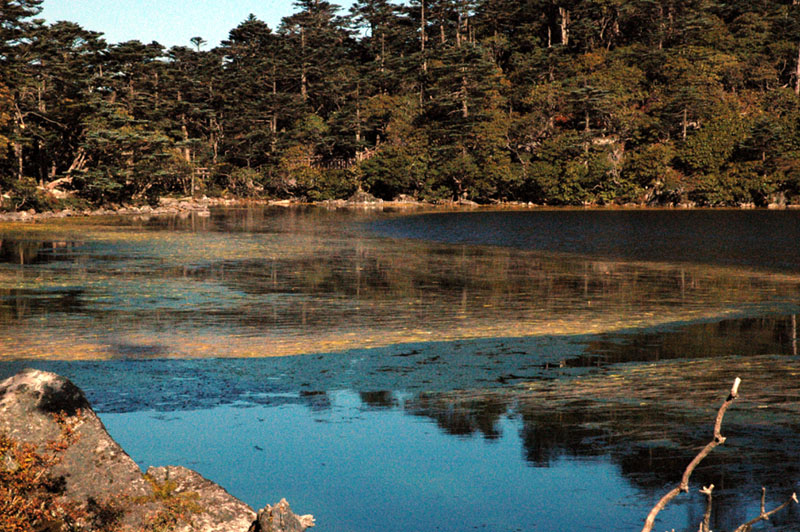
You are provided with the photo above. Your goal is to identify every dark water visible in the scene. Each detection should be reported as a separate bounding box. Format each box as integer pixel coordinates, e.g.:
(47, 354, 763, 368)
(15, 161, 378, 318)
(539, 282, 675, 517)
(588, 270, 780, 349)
(369, 209, 800, 272)
(1, 207, 799, 531)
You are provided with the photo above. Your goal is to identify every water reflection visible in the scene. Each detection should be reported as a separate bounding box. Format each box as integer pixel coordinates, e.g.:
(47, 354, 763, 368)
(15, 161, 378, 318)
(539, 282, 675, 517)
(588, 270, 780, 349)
(358, 391, 397, 409)
(406, 392, 509, 440)
(0, 239, 83, 265)
(1, 208, 800, 359)
(394, 354, 800, 530)
(81, 358, 798, 532)
(2, 207, 800, 530)
(100, 397, 679, 532)
(1, 323, 799, 530)
(370, 209, 800, 272)
(575, 314, 800, 367)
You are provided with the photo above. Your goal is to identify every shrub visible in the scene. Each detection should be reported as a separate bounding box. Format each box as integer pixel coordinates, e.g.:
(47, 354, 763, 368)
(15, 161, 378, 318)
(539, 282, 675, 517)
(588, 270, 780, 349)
(0, 411, 127, 532)
(2, 178, 60, 212)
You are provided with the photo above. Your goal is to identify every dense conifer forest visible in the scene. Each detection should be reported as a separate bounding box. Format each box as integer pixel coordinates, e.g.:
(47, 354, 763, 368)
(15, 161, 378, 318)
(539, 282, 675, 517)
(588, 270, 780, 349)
(2, 0, 800, 210)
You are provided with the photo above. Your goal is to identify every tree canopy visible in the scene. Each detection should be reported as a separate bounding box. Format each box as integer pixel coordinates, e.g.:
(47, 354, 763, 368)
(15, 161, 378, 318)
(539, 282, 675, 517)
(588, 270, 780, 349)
(3, 0, 800, 209)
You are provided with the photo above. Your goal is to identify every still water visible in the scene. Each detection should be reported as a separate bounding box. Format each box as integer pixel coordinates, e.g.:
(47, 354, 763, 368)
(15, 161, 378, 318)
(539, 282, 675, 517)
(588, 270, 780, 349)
(1, 207, 799, 531)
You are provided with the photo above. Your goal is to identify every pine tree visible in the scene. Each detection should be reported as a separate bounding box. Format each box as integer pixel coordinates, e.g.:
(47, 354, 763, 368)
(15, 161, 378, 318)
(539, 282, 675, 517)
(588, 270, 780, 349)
(0, 0, 44, 181)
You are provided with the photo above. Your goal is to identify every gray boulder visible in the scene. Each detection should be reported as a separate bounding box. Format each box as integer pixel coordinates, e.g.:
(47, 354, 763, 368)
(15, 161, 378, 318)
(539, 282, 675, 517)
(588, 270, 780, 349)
(146, 465, 256, 532)
(248, 499, 315, 532)
(0, 369, 314, 532)
(0, 368, 151, 504)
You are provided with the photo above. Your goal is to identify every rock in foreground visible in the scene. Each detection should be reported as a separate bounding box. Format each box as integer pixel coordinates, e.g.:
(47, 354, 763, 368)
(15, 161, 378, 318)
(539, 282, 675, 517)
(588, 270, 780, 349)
(0, 369, 314, 532)
(249, 499, 316, 532)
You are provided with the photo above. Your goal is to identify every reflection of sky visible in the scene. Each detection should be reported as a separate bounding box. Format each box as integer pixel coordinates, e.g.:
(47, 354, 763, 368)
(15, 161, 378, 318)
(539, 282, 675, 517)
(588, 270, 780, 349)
(100, 393, 688, 532)
(2, 328, 799, 530)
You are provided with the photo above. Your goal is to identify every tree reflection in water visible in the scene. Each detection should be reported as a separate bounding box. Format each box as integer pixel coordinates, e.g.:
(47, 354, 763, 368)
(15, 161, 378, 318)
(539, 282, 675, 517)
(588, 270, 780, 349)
(1, 207, 800, 359)
(2, 208, 800, 530)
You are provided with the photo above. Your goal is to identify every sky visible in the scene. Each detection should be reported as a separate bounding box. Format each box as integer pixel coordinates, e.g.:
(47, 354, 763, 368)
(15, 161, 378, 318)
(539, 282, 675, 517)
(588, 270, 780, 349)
(40, 0, 357, 49)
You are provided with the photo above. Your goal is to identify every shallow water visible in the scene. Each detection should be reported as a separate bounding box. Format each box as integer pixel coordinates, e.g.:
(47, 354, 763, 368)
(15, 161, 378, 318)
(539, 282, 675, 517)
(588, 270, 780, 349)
(1, 208, 799, 360)
(1, 207, 799, 531)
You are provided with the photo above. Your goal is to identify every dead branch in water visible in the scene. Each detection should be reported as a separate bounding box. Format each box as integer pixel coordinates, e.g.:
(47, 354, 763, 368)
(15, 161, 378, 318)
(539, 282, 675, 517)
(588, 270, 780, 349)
(641, 377, 741, 532)
(732, 489, 798, 532)
(698, 485, 713, 532)
(642, 377, 798, 532)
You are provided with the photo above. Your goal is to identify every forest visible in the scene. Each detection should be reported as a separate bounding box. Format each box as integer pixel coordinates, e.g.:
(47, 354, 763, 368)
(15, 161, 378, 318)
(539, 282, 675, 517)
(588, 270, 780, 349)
(2, 0, 800, 210)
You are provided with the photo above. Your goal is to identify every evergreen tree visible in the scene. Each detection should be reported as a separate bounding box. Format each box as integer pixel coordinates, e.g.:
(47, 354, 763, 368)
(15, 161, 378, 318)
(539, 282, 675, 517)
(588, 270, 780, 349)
(0, 0, 43, 182)
(2, 0, 800, 209)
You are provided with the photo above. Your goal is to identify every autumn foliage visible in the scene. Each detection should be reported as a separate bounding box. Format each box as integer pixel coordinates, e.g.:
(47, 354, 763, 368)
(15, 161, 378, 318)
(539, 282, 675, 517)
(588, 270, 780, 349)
(0, 412, 106, 532)
(0, 410, 200, 532)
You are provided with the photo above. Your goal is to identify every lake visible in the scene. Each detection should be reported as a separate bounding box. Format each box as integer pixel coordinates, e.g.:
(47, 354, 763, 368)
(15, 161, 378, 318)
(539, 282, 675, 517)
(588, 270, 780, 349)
(1, 207, 799, 531)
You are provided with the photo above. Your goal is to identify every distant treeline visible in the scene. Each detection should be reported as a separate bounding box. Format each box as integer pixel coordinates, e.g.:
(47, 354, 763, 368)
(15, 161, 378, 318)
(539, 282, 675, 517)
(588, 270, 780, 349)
(3, 0, 800, 210)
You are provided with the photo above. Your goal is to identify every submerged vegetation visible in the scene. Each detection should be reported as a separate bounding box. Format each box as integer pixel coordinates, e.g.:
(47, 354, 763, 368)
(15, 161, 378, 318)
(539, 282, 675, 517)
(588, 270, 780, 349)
(2, 208, 800, 360)
(3, 0, 800, 209)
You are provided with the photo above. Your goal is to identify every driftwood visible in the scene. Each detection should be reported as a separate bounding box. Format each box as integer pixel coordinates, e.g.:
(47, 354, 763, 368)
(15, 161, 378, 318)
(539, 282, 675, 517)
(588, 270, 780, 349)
(642, 377, 798, 532)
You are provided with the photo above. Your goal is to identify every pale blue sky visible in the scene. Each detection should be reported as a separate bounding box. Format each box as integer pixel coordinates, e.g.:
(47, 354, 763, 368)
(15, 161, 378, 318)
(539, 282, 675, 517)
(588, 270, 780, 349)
(40, 1, 357, 49)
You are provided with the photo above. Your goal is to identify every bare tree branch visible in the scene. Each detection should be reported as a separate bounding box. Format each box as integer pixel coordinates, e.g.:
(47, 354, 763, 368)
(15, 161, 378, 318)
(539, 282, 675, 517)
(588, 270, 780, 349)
(698, 484, 714, 532)
(641, 377, 741, 532)
(732, 490, 798, 532)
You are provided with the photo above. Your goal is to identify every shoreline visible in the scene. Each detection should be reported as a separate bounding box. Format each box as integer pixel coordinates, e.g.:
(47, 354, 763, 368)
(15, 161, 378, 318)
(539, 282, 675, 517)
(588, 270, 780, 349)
(2, 195, 800, 223)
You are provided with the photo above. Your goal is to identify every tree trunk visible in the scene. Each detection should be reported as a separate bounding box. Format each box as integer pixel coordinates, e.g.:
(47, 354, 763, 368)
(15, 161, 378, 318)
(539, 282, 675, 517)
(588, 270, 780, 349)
(14, 139, 23, 180)
(795, 41, 800, 96)
(271, 65, 278, 154)
(461, 73, 469, 118)
(356, 83, 362, 143)
(177, 92, 192, 164)
(211, 117, 220, 165)
(559, 7, 570, 46)
(177, 90, 194, 196)
(380, 30, 387, 94)
(420, 0, 427, 105)
(301, 28, 308, 101)
(128, 79, 135, 113)
(67, 147, 87, 173)
(682, 107, 688, 140)
(421, 0, 427, 73)
(12, 100, 25, 180)
(37, 81, 46, 113)
(457, 12, 462, 48)
(35, 140, 44, 186)
(154, 72, 160, 111)
(459, 13, 468, 119)
(380, 30, 385, 74)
